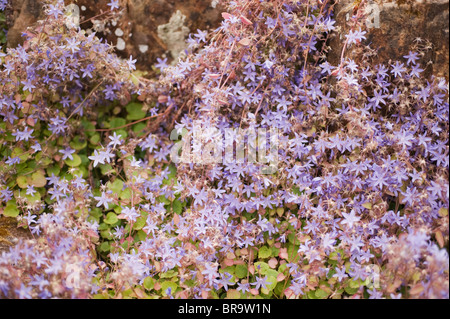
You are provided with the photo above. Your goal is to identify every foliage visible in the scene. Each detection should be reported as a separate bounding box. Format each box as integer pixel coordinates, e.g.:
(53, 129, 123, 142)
(0, 0, 448, 299)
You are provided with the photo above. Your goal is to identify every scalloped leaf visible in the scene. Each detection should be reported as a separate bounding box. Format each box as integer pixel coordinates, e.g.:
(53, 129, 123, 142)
(3, 201, 19, 217)
(160, 281, 178, 297)
(143, 277, 155, 290)
(132, 216, 146, 230)
(16, 176, 29, 188)
(69, 136, 87, 151)
(226, 289, 241, 299)
(126, 102, 146, 121)
(65, 154, 82, 167)
(258, 246, 271, 259)
(108, 179, 124, 194)
(235, 264, 248, 279)
(30, 170, 47, 187)
(172, 199, 182, 214)
(104, 212, 119, 225)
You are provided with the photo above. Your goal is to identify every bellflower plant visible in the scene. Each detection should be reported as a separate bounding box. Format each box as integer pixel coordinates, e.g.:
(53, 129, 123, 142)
(0, 0, 448, 299)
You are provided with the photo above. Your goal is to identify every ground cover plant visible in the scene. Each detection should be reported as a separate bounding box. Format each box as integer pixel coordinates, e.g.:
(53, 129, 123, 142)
(0, 0, 448, 299)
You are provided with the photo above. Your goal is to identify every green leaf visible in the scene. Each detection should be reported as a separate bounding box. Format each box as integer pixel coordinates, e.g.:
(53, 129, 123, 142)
(89, 134, 101, 145)
(120, 188, 131, 200)
(104, 212, 119, 225)
(258, 246, 272, 259)
(275, 281, 289, 296)
(220, 266, 235, 276)
(132, 216, 146, 230)
(266, 276, 277, 291)
(172, 199, 182, 214)
(307, 291, 318, 299)
(99, 241, 111, 252)
(126, 102, 146, 121)
(99, 164, 113, 175)
(160, 270, 178, 278)
(438, 207, 448, 217)
(292, 186, 302, 195)
(226, 289, 241, 299)
(109, 117, 127, 129)
(315, 289, 329, 299)
(100, 230, 113, 239)
(46, 166, 60, 177)
(161, 281, 178, 296)
(69, 136, 87, 151)
(137, 230, 147, 241)
(82, 120, 96, 136)
(287, 244, 300, 262)
(344, 286, 359, 295)
(265, 269, 279, 278)
(106, 118, 128, 139)
(254, 262, 270, 274)
(25, 192, 41, 204)
(12, 147, 29, 162)
(271, 246, 279, 257)
(235, 264, 248, 279)
(3, 201, 19, 217)
(89, 208, 103, 221)
(143, 277, 155, 290)
(132, 122, 147, 137)
(108, 179, 124, 193)
(349, 280, 360, 289)
(288, 233, 300, 245)
(65, 154, 82, 167)
(157, 195, 170, 205)
(328, 251, 339, 261)
(16, 176, 28, 188)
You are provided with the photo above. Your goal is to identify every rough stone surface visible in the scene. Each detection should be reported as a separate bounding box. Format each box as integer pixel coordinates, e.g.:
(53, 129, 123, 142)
(328, 0, 449, 80)
(5, 0, 43, 48)
(5, 0, 224, 72)
(0, 217, 31, 253)
(5, 1, 449, 78)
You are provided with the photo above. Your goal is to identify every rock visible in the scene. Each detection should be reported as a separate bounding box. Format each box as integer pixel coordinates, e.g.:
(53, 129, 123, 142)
(0, 216, 31, 253)
(86, 0, 224, 73)
(328, 0, 449, 80)
(5, 0, 43, 48)
(5, 0, 224, 72)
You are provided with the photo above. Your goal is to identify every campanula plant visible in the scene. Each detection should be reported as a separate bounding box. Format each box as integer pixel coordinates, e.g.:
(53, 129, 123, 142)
(0, 0, 448, 299)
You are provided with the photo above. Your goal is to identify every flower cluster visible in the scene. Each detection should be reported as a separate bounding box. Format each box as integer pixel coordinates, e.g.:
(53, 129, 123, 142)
(0, 0, 448, 299)
(0, 196, 101, 298)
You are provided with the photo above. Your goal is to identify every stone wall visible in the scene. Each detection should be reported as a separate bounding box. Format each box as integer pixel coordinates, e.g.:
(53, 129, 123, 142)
(4, 0, 450, 77)
(328, 0, 449, 80)
(5, 0, 224, 72)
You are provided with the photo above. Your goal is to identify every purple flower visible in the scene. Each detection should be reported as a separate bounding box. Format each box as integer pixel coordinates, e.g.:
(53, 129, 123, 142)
(59, 147, 75, 161)
(12, 127, 34, 141)
(194, 29, 208, 43)
(403, 51, 419, 65)
(47, 3, 63, 19)
(94, 191, 113, 209)
(127, 55, 137, 71)
(107, 0, 120, 11)
(333, 267, 348, 282)
(5, 156, 21, 166)
(121, 206, 140, 223)
(341, 210, 361, 229)
(410, 64, 424, 78)
(391, 61, 406, 78)
(251, 275, 269, 290)
(15, 284, 33, 299)
(155, 57, 169, 72)
(345, 28, 367, 45)
(65, 38, 80, 54)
